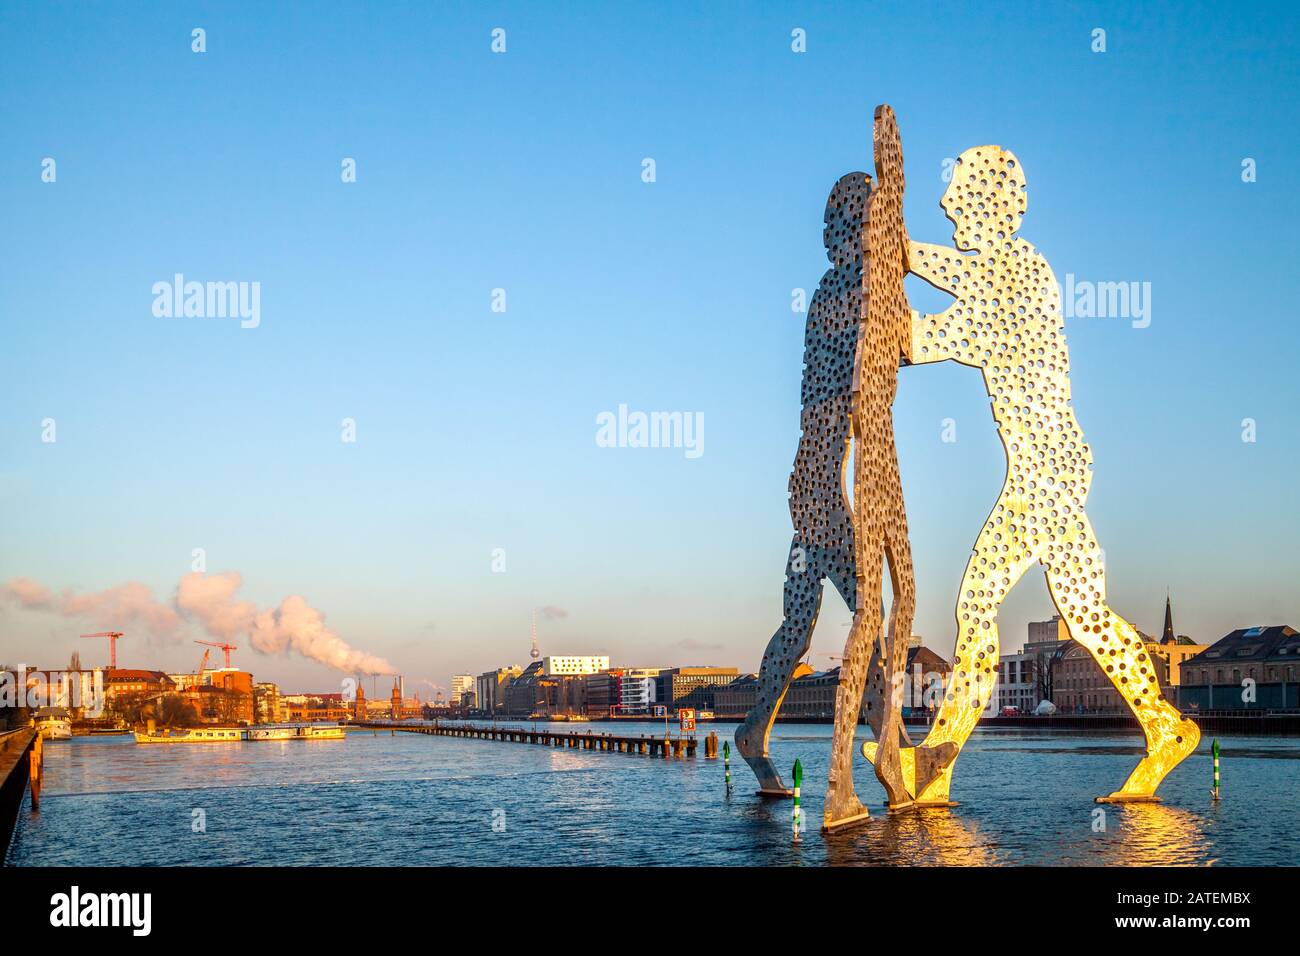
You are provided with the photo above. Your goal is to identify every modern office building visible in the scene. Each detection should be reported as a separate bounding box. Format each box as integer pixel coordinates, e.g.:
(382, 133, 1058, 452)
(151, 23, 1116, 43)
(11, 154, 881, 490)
(619, 675, 657, 714)
(541, 656, 610, 677)
(579, 667, 664, 715)
(1027, 615, 1069, 646)
(581, 670, 622, 715)
(476, 666, 522, 715)
(450, 674, 475, 702)
(994, 652, 1037, 714)
(657, 667, 740, 712)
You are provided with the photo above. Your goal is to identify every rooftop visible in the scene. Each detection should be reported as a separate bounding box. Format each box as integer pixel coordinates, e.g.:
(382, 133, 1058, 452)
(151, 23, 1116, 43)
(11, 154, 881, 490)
(1185, 626, 1300, 665)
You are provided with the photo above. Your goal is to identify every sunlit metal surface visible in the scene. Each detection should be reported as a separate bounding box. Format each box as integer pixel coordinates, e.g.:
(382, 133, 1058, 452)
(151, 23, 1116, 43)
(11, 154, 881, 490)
(825, 105, 917, 829)
(895, 136, 1199, 803)
(745, 106, 1197, 818)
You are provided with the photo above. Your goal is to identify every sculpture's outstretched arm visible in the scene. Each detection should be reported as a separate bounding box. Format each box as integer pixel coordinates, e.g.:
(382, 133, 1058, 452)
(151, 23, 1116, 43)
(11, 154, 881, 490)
(905, 240, 965, 365)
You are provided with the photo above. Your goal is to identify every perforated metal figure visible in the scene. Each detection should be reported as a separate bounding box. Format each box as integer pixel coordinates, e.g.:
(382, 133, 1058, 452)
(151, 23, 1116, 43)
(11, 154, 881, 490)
(865, 142, 1199, 805)
(735, 171, 869, 796)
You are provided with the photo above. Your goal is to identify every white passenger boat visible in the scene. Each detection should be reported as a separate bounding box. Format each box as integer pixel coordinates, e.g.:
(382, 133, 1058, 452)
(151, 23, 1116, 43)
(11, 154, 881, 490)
(246, 726, 296, 741)
(247, 723, 345, 741)
(296, 723, 345, 740)
(134, 727, 242, 743)
(34, 709, 72, 741)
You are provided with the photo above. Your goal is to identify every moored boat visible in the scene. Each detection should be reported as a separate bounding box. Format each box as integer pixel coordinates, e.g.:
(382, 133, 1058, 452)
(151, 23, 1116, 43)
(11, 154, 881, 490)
(134, 727, 242, 743)
(296, 723, 345, 739)
(246, 726, 296, 741)
(247, 723, 345, 741)
(34, 708, 72, 741)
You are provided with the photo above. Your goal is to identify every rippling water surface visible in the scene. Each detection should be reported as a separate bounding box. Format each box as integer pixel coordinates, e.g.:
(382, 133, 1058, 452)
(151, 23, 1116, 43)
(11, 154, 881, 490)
(8, 723, 1298, 866)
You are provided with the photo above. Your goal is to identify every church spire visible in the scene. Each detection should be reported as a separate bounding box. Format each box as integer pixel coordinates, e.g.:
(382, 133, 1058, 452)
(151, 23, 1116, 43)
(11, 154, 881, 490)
(1161, 592, 1176, 645)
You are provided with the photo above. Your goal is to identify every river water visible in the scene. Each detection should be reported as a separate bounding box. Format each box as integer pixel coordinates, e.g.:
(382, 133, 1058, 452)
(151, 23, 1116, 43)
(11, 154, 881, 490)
(7, 722, 1297, 866)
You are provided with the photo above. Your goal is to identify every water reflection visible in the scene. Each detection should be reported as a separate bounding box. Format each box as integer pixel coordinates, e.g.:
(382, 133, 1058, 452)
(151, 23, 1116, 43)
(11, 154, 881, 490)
(9, 725, 1298, 866)
(824, 808, 1001, 866)
(1099, 803, 1209, 867)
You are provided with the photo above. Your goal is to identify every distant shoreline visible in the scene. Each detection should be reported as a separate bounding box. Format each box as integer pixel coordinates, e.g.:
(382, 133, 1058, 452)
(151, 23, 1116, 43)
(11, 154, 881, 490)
(510, 712, 1300, 736)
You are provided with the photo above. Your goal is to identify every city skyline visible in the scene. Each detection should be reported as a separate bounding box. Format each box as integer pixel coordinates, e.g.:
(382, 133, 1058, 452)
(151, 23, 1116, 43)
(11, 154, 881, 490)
(2, 3, 1297, 692)
(0, 588, 1267, 697)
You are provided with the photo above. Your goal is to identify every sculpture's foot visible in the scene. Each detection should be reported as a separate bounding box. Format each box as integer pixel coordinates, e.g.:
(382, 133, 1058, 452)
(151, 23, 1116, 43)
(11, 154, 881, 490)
(735, 721, 788, 795)
(821, 791, 870, 833)
(1098, 717, 1200, 802)
(862, 740, 958, 801)
(873, 741, 916, 810)
(1095, 793, 1162, 804)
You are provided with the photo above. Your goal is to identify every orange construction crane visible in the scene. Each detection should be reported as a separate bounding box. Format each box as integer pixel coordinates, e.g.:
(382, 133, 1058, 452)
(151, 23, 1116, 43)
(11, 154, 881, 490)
(80, 631, 124, 669)
(195, 640, 238, 668)
(194, 645, 211, 676)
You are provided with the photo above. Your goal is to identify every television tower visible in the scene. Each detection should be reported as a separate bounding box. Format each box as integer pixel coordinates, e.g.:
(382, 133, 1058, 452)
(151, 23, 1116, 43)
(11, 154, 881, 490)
(530, 608, 540, 661)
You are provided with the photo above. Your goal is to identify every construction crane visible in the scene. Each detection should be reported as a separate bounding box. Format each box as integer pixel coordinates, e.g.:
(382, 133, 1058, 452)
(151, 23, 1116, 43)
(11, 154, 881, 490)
(184, 646, 212, 691)
(195, 640, 238, 668)
(80, 631, 124, 669)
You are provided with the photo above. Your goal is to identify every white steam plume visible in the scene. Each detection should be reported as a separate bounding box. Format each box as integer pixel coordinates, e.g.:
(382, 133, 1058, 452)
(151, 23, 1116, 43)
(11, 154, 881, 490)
(3, 572, 396, 676)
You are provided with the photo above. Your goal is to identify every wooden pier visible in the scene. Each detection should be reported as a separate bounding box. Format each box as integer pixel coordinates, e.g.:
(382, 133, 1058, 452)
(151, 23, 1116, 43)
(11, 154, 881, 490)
(0, 729, 38, 859)
(360, 721, 700, 758)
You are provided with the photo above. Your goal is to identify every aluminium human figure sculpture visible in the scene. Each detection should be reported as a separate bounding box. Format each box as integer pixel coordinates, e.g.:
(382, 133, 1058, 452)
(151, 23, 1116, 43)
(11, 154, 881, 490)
(744, 104, 1199, 822)
(734, 171, 870, 797)
(863, 139, 1201, 805)
(824, 105, 943, 829)
(737, 108, 938, 828)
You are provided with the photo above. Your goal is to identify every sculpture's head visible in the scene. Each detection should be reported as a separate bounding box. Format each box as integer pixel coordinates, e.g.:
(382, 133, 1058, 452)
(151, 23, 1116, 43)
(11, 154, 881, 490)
(824, 171, 870, 267)
(940, 146, 1027, 252)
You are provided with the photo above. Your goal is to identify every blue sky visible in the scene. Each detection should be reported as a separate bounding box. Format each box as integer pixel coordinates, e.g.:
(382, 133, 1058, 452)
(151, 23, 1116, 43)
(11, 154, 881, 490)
(1, 1, 1297, 693)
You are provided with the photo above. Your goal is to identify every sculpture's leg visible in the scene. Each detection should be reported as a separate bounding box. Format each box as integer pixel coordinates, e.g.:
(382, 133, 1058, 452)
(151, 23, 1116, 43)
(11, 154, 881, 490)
(1044, 515, 1199, 802)
(869, 511, 1034, 804)
(822, 541, 879, 830)
(736, 542, 829, 796)
(863, 640, 885, 739)
(825, 546, 859, 622)
(873, 523, 918, 811)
